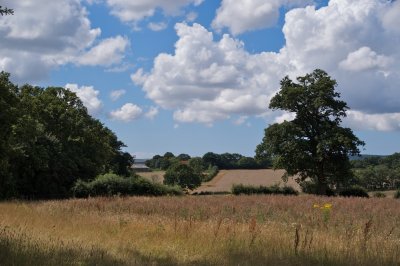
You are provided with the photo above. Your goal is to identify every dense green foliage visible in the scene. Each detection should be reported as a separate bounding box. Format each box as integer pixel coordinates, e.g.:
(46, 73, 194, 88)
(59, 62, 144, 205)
(202, 152, 267, 169)
(147, 152, 267, 171)
(0, 72, 133, 199)
(146, 153, 180, 170)
(351, 153, 400, 190)
(299, 181, 336, 196)
(338, 186, 369, 198)
(257, 69, 364, 195)
(164, 164, 202, 190)
(231, 184, 298, 196)
(72, 173, 182, 198)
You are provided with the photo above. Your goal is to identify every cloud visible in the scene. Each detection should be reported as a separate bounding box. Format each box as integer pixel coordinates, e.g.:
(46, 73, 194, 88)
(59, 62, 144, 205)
(339, 46, 392, 72)
(76, 36, 129, 66)
(186, 12, 198, 22)
(110, 89, 126, 101)
(233, 116, 248, 126)
(105, 0, 203, 28)
(65, 83, 102, 115)
(148, 22, 168, 31)
(110, 103, 143, 122)
(132, 23, 286, 124)
(0, 0, 128, 82)
(134, 0, 400, 131)
(345, 111, 400, 132)
(145, 106, 159, 119)
(212, 0, 311, 35)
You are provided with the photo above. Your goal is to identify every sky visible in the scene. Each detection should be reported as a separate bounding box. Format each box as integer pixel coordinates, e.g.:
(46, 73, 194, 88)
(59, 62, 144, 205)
(1, 0, 400, 158)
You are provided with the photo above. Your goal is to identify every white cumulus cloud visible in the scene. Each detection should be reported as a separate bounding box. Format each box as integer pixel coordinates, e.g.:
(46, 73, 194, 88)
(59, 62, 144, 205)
(65, 83, 102, 115)
(132, 23, 286, 124)
(212, 0, 311, 35)
(133, 0, 400, 132)
(0, 0, 129, 82)
(105, 0, 203, 28)
(110, 103, 143, 122)
(76, 36, 129, 66)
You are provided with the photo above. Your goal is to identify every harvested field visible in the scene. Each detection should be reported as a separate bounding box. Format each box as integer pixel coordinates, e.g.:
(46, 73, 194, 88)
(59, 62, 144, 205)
(195, 169, 300, 193)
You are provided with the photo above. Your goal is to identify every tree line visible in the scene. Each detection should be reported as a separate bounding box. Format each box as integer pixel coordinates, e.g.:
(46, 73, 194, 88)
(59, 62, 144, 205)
(145, 152, 270, 171)
(351, 153, 400, 190)
(0, 72, 133, 199)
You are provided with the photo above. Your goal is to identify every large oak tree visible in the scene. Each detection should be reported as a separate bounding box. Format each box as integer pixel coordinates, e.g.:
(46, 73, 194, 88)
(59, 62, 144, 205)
(256, 69, 364, 195)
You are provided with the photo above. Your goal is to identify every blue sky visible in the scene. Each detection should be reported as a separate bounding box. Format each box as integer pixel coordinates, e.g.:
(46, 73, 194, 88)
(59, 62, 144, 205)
(1, 0, 400, 158)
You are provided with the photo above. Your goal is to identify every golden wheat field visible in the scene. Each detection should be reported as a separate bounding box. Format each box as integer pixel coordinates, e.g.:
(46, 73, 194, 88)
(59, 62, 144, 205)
(195, 169, 301, 193)
(139, 169, 301, 193)
(1, 195, 400, 266)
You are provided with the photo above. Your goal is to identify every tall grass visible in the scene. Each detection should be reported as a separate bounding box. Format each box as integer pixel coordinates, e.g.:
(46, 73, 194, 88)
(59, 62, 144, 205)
(1, 195, 400, 265)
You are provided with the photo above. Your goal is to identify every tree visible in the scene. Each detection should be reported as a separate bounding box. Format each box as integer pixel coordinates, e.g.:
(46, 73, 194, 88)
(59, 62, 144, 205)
(0, 6, 14, 16)
(164, 164, 202, 190)
(0, 72, 18, 198)
(188, 157, 205, 174)
(256, 69, 364, 195)
(0, 72, 133, 199)
(177, 153, 191, 161)
(237, 157, 258, 169)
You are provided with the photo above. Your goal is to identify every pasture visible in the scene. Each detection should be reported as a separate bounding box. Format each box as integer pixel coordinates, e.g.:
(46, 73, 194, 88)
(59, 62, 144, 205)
(1, 195, 400, 265)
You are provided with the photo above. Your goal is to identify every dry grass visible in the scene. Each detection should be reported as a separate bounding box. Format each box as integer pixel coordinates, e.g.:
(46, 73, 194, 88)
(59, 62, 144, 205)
(138, 171, 165, 183)
(195, 169, 301, 193)
(1, 195, 400, 265)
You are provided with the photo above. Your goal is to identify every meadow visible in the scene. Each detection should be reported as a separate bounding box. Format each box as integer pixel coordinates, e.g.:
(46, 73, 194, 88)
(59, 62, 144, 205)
(1, 195, 400, 265)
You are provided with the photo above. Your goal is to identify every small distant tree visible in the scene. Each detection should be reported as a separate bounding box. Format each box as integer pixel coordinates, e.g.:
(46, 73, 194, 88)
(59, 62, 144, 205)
(257, 69, 364, 195)
(188, 157, 205, 174)
(177, 153, 191, 161)
(164, 164, 202, 190)
(237, 157, 258, 169)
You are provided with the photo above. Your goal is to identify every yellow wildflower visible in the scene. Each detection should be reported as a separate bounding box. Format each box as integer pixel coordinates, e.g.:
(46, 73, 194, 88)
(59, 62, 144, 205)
(323, 203, 332, 209)
(313, 204, 320, 208)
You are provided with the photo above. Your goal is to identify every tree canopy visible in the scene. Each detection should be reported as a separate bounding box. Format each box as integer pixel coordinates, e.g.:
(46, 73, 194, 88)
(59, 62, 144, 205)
(164, 163, 202, 191)
(0, 72, 133, 199)
(256, 69, 364, 195)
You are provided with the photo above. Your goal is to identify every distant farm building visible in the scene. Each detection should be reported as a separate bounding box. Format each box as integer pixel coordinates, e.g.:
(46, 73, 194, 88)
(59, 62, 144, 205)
(131, 159, 151, 172)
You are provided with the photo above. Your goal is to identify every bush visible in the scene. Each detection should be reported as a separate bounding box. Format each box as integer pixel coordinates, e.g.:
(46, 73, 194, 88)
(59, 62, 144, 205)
(231, 184, 298, 196)
(164, 164, 202, 190)
(202, 165, 219, 182)
(300, 181, 336, 196)
(394, 190, 400, 199)
(373, 192, 386, 198)
(72, 173, 182, 198)
(339, 185, 369, 198)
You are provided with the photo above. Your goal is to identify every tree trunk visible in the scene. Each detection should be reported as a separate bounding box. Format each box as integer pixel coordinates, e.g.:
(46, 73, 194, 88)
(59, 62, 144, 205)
(317, 161, 327, 195)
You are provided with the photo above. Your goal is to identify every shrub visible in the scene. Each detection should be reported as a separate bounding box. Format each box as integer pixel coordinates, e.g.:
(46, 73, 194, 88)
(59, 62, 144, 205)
(373, 192, 386, 198)
(202, 165, 219, 182)
(164, 164, 202, 190)
(231, 184, 298, 196)
(72, 174, 182, 198)
(394, 190, 400, 199)
(300, 181, 336, 196)
(339, 185, 369, 198)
